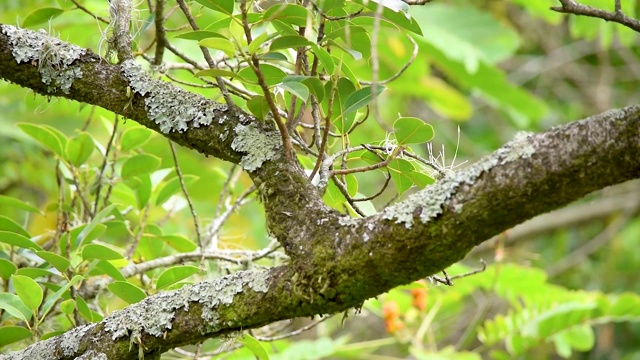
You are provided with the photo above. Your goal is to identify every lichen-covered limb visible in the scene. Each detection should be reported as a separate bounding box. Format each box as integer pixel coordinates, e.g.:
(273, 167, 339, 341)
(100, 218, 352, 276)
(0, 25, 269, 167)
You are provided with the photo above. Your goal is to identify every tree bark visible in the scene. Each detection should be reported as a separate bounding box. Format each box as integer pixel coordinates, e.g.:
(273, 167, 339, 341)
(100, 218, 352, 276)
(1, 25, 639, 359)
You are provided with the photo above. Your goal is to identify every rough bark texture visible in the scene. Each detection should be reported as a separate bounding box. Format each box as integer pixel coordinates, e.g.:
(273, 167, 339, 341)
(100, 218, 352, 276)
(1, 25, 639, 359)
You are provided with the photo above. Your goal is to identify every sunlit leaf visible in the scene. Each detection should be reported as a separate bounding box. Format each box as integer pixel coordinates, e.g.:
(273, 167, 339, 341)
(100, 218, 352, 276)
(199, 37, 236, 57)
(82, 244, 123, 260)
(193, 0, 234, 15)
(0, 326, 32, 349)
(393, 117, 434, 144)
(0, 231, 42, 251)
(238, 334, 270, 360)
(12, 275, 43, 311)
(155, 266, 200, 290)
(121, 154, 162, 180)
(65, 132, 94, 167)
(36, 251, 70, 273)
(120, 127, 153, 152)
(155, 175, 199, 205)
(18, 123, 66, 158)
(107, 281, 146, 304)
(22, 7, 64, 28)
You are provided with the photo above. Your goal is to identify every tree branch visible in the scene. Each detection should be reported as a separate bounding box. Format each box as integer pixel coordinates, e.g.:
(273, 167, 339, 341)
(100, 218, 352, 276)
(1, 23, 639, 360)
(551, 0, 640, 33)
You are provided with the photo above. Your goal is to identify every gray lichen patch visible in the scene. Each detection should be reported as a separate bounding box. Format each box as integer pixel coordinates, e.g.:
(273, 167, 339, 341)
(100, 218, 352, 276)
(383, 133, 537, 228)
(60, 324, 91, 357)
(231, 123, 282, 172)
(121, 59, 228, 133)
(103, 270, 270, 341)
(1, 25, 86, 94)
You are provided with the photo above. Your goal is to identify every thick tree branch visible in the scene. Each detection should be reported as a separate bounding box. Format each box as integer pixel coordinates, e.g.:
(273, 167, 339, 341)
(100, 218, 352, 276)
(1, 23, 639, 360)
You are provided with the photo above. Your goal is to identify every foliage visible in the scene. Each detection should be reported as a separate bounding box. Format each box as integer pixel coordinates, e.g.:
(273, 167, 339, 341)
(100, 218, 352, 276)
(0, 0, 639, 358)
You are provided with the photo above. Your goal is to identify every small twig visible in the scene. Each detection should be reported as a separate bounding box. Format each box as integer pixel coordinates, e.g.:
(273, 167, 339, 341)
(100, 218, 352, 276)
(153, 0, 166, 65)
(551, 0, 640, 33)
(429, 259, 487, 286)
(169, 141, 203, 253)
(94, 115, 119, 214)
(252, 317, 329, 341)
(331, 146, 403, 176)
(125, 204, 150, 259)
(331, 177, 366, 217)
(360, 36, 419, 86)
(70, 0, 110, 23)
(308, 78, 338, 180)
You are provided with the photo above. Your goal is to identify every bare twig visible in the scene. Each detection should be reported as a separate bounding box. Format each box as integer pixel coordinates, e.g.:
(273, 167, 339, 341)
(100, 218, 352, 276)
(169, 141, 202, 252)
(551, 0, 640, 33)
(153, 0, 166, 65)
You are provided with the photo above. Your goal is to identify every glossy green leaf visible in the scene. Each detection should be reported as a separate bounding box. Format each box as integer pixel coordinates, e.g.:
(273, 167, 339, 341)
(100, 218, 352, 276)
(36, 251, 70, 273)
(174, 30, 226, 41)
(246, 95, 271, 120)
(82, 244, 123, 260)
(393, 117, 434, 144)
(238, 334, 270, 360)
(199, 38, 236, 57)
(343, 85, 386, 115)
(270, 35, 312, 51)
(155, 175, 199, 205)
(0, 216, 30, 238)
(263, 4, 310, 27)
(193, 0, 234, 15)
(248, 31, 270, 54)
(156, 265, 200, 290)
(323, 77, 357, 134)
(121, 154, 162, 180)
(95, 259, 126, 282)
(0, 293, 31, 321)
(108, 281, 147, 304)
(310, 44, 335, 74)
(160, 235, 198, 253)
(0, 196, 42, 214)
(279, 81, 309, 102)
(12, 275, 43, 311)
(22, 7, 64, 27)
(17, 123, 66, 158)
(0, 258, 17, 280)
(129, 175, 152, 210)
(0, 326, 32, 349)
(355, 0, 422, 35)
(237, 64, 287, 86)
(120, 127, 153, 152)
(0, 231, 43, 251)
(388, 159, 417, 194)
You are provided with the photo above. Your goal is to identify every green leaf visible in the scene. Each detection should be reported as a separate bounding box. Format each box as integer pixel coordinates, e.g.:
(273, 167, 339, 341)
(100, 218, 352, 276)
(174, 30, 226, 41)
(12, 275, 43, 311)
(128, 175, 152, 210)
(107, 281, 146, 304)
(15, 268, 55, 279)
(156, 265, 200, 290)
(343, 85, 386, 115)
(0, 259, 17, 280)
(155, 175, 199, 205)
(237, 64, 287, 86)
(269, 35, 312, 51)
(246, 95, 271, 121)
(76, 204, 117, 247)
(0, 293, 32, 321)
(120, 127, 153, 152)
(60, 299, 75, 316)
(65, 132, 94, 167)
(121, 154, 162, 180)
(263, 4, 311, 27)
(193, 0, 234, 15)
(388, 159, 417, 194)
(279, 81, 309, 102)
(95, 260, 126, 282)
(160, 235, 198, 253)
(238, 334, 270, 360)
(21, 7, 64, 28)
(411, 4, 520, 72)
(0, 195, 42, 214)
(75, 295, 94, 322)
(40, 275, 83, 321)
(0, 326, 32, 349)
(199, 38, 236, 57)
(41, 330, 66, 340)
(248, 31, 270, 54)
(0, 216, 31, 238)
(393, 117, 434, 144)
(355, 0, 422, 35)
(0, 231, 43, 251)
(36, 251, 70, 273)
(323, 77, 357, 134)
(302, 77, 325, 102)
(310, 44, 335, 74)
(17, 123, 66, 158)
(82, 244, 123, 260)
